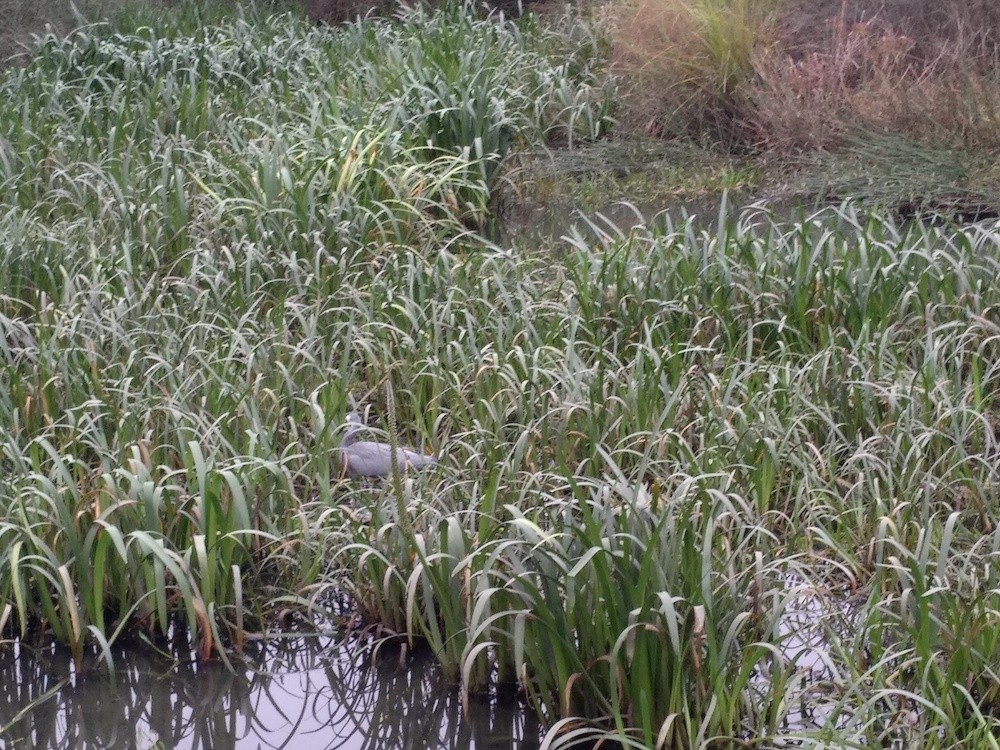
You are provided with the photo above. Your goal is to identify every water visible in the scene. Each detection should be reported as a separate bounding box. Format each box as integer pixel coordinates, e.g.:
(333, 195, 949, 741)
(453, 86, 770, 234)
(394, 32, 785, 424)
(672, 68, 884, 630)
(0, 593, 850, 750)
(0, 635, 541, 750)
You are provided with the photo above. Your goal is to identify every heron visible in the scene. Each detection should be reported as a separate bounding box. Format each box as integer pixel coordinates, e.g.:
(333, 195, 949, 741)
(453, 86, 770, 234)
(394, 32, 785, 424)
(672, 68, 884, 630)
(338, 412, 438, 478)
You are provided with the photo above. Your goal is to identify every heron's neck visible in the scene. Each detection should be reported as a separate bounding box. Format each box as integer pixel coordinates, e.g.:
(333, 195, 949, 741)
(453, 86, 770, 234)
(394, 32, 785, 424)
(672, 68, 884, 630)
(343, 426, 362, 446)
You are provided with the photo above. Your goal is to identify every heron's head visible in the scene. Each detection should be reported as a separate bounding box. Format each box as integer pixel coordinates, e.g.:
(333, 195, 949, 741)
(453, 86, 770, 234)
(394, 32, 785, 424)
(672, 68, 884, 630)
(343, 412, 364, 446)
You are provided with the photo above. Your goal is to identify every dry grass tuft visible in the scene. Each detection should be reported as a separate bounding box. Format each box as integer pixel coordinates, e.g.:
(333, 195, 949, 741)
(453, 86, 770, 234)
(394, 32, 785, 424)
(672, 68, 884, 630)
(775, 0, 1000, 64)
(608, 0, 776, 144)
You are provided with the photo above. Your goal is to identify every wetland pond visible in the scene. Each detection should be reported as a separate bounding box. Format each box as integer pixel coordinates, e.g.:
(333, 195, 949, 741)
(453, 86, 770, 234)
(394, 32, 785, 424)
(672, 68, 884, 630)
(0, 187, 868, 749)
(0, 634, 541, 750)
(0, 583, 843, 749)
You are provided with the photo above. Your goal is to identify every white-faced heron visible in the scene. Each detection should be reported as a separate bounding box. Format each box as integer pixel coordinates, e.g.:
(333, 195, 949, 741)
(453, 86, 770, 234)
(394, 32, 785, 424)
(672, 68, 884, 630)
(338, 412, 438, 478)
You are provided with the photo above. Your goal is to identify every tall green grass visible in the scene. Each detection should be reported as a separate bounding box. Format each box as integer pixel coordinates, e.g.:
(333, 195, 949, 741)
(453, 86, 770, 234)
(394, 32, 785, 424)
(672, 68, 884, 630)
(0, 0, 612, 664)
(2, 2, 1000, 747)
(325, 203, 1000, 746)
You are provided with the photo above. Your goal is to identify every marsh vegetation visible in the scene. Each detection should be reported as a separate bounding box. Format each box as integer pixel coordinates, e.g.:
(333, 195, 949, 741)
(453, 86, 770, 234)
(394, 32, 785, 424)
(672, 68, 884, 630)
(2, 1, 1000, 748)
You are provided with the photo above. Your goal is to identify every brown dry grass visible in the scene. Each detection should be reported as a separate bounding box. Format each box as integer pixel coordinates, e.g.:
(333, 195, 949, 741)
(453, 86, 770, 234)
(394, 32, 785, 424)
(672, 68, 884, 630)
(1, 0, 69, 65)
(775, 0, 1000, 64)
(746, 11, 918, 151)
(746, 0, 1000, 151)
(609, 0, 1000, 153)
(0, 0, 138, 67)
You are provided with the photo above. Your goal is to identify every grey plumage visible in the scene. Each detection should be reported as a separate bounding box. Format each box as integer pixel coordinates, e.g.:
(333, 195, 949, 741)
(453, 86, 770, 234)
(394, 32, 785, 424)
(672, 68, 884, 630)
(339, 412, 438, 478)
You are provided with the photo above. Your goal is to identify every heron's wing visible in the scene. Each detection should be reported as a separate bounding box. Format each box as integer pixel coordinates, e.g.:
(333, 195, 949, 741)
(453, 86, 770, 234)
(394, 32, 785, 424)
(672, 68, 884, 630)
(341, 441, 436, 477)
(397, 449, 436, 469)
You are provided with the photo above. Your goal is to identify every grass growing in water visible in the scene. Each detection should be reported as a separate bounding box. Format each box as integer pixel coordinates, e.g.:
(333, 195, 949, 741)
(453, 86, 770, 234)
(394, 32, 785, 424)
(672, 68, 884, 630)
(1, 3, 1000, 748)
(325, 205, 1000, 746)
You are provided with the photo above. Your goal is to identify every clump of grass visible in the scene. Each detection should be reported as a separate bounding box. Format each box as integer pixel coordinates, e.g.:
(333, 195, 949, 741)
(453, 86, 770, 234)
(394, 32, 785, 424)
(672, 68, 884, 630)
(606, 0, 1000, 163)
(0, 0, 299, 68)
(607, 0, 777, 143)
(746, 0, 1000, 153)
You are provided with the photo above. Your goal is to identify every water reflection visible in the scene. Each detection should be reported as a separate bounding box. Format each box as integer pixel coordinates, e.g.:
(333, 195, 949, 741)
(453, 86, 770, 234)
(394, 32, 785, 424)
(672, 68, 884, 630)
(766, 578, 860, 736)
(0, 635, 540, 750)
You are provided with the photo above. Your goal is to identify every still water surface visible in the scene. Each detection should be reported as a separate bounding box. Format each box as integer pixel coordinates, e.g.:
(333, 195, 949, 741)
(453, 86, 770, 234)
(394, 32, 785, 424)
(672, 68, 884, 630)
(0, 635, 540, 750)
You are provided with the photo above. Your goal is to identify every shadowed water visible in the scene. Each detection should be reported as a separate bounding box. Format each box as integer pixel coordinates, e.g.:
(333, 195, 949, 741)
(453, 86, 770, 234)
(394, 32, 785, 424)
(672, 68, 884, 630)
(0, 635, 541, 750)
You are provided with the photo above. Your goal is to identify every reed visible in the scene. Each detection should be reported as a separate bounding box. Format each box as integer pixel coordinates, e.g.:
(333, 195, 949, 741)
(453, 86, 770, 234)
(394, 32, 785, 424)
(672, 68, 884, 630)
(2, 1, 999, 746)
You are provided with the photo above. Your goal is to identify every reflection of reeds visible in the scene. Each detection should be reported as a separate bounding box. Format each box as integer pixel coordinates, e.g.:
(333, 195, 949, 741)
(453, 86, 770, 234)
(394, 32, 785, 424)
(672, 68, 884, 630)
(0, 636, 540, 749)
